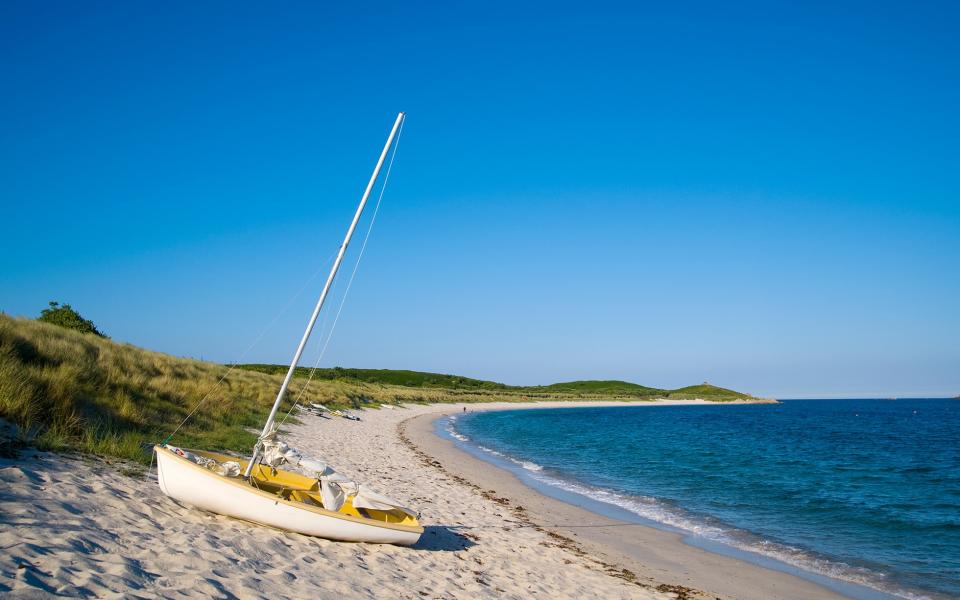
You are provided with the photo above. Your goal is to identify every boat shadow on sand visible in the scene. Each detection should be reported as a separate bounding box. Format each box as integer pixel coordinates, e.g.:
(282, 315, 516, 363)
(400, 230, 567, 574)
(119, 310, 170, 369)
(412, 525, 477, 552)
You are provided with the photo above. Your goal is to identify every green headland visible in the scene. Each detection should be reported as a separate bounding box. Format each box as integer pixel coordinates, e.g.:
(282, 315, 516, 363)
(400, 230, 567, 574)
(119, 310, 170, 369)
(0, 312, 760, 465)
(234, 365, 752, 401)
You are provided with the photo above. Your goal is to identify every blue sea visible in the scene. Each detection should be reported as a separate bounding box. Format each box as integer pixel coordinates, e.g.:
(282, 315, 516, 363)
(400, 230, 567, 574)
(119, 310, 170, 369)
(443, 399, 960, 600)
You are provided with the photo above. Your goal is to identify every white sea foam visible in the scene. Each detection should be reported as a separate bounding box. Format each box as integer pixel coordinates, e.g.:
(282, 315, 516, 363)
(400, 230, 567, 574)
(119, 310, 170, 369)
(475, 445, 544, 471)
(516, 460, 544, 472)
(444, 417, 470, 442)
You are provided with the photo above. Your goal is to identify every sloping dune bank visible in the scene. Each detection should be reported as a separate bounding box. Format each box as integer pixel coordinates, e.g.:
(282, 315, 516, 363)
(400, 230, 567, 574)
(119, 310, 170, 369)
(1, 400, 840, 599)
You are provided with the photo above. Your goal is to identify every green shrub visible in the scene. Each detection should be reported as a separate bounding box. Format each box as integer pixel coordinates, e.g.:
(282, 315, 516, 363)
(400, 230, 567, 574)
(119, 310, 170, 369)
(37, 301, 106, 337)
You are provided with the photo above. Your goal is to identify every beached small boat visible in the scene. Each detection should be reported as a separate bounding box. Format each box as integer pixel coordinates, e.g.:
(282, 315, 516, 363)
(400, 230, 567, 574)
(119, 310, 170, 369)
(155, 113, 422, 545)
(155, 446, 421, 545)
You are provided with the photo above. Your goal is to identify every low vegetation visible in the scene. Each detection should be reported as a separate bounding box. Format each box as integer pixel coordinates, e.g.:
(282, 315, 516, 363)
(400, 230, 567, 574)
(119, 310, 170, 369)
(667, 384, 751, 400)
(237, 367, 754, 401)
(530, 380, 665, 396)
(0, 312, 756, 464)
(238, 365, 510, 391)
(37, 301, 106, 337)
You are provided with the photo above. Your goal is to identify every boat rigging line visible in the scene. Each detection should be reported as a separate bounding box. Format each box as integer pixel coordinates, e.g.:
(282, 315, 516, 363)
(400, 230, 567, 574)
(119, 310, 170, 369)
(279, 115, 405, 427)
(242, 112, 407, 479)
(158, 230, 342, 444)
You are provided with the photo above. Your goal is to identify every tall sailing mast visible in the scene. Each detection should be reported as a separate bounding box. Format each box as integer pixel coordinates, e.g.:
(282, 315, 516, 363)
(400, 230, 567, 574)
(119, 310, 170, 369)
(243, 112, 405, 478)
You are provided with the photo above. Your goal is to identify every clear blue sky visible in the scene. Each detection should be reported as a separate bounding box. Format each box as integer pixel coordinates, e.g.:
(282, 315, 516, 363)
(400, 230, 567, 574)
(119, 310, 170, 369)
(2, 2, 957, 397)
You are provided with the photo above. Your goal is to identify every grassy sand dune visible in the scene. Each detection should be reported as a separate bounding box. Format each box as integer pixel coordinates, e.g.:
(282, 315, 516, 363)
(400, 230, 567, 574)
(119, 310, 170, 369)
(1, 314, 291, 462)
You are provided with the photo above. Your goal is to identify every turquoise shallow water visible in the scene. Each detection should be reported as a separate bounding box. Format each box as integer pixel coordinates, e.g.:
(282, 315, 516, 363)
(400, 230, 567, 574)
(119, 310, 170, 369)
(449, 399, 960, 599)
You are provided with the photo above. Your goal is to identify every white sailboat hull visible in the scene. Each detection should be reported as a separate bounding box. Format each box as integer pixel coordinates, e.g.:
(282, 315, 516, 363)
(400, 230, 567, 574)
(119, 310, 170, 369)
(155, 446, 422, 545)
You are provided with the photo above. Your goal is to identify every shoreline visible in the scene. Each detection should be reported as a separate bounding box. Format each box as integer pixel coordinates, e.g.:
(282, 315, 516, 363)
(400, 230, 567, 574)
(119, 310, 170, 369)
(400, 401, 883, 600)
(0, 399, 898, 599)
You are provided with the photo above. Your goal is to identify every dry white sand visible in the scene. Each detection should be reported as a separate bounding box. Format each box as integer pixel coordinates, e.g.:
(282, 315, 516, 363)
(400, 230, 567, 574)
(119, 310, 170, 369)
(0, 400, 840, 599)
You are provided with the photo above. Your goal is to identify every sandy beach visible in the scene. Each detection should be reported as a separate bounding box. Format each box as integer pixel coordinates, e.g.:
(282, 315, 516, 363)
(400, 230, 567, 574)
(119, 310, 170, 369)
(1, 400, 846, 599)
